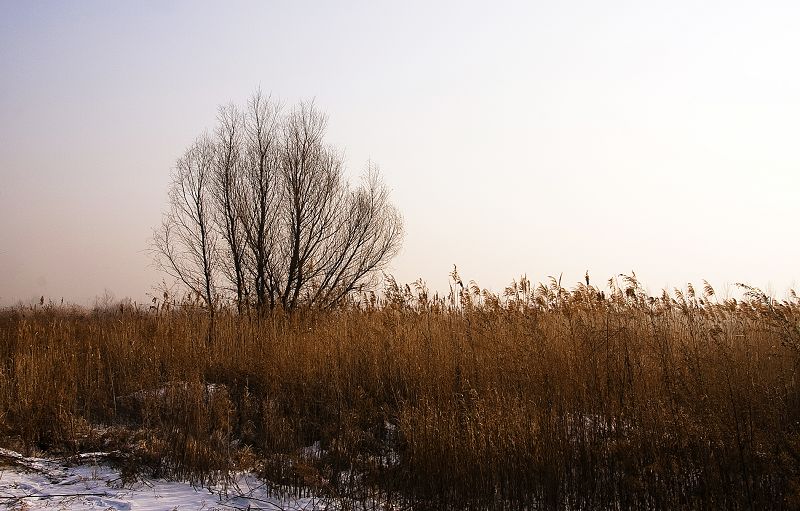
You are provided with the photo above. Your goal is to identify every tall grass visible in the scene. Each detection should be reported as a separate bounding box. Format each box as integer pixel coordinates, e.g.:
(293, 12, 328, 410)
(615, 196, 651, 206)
(1, 275, 799, 509)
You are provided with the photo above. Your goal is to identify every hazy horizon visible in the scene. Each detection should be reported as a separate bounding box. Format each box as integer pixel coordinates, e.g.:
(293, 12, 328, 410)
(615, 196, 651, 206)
(2, 1, 800, 306)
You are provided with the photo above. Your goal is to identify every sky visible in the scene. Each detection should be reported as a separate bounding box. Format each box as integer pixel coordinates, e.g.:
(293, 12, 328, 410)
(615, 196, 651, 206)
(2, 0, 800, 305)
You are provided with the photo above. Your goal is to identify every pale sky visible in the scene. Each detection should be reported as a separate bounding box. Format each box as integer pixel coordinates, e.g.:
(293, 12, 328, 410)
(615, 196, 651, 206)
(2, 0, 799, 305)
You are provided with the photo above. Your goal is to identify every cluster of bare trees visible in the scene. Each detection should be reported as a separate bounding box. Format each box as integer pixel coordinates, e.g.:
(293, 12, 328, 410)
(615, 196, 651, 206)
(153, 91, 403, 313)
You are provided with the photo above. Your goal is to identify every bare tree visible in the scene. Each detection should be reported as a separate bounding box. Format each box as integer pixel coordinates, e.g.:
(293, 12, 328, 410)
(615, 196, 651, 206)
(277, 102, 344, 310)
(237, 91, 283, 310)
(212, 103, 248, 312)
(308, 165, 404, 308)
(154, 90, 403, 312)
(153, 135, 218, 315)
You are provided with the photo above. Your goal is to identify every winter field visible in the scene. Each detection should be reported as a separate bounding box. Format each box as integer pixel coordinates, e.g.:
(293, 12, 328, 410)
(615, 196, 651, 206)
(2, 275, 800, 509)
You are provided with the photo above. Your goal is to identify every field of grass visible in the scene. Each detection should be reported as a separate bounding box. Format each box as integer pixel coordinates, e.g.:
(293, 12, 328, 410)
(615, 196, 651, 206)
(1, 275, 799, 509)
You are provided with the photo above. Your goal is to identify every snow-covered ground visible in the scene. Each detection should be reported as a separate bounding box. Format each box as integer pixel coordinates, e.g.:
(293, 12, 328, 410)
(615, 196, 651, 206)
(0, 448, 329, 510)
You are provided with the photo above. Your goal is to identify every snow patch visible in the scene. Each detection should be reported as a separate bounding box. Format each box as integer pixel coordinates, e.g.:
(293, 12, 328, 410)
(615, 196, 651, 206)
(0, 449, 330, 510)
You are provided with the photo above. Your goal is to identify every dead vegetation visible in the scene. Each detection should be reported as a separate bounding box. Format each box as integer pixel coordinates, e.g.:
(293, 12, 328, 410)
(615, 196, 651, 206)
(1, 273, 799, 509)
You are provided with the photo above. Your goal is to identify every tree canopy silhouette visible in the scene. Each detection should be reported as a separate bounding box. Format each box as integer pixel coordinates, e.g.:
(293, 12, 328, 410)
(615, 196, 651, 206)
(153, 91, 403, 313)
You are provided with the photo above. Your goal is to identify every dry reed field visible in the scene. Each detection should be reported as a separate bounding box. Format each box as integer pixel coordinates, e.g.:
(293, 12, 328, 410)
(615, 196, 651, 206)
(1, 274, 800, 509)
